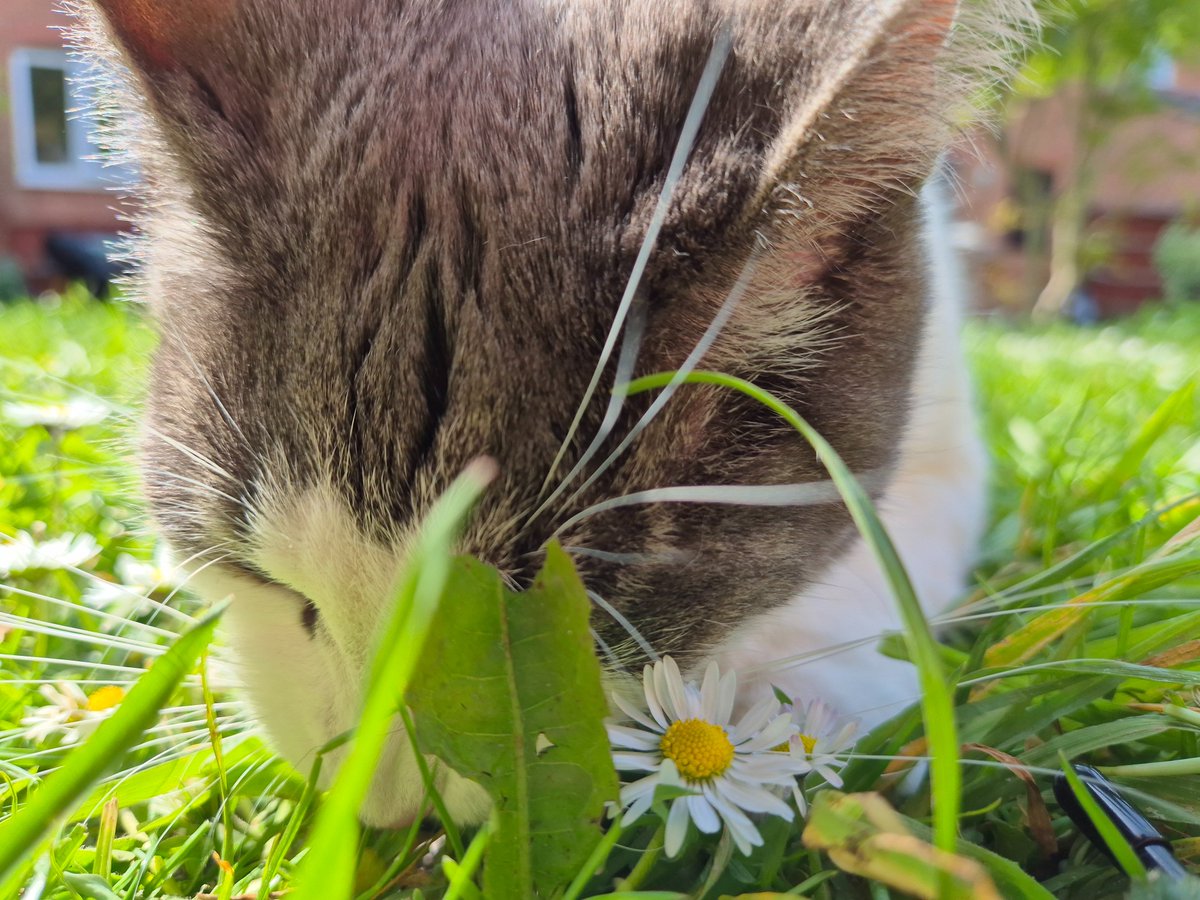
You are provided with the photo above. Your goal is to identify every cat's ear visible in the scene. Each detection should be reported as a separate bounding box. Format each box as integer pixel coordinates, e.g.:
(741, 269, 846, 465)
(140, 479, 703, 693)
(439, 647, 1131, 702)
(88, 0, 236, 73)
(745, 0, 969, 228)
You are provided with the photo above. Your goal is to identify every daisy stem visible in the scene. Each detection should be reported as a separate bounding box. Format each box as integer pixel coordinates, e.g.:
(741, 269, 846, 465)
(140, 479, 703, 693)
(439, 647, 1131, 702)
(562, 818, 624, 900)
(614, 822, 665, 892)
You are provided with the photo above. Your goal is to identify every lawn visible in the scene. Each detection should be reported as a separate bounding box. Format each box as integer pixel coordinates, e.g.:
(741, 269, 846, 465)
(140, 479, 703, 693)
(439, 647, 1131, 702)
(1, 290, 1199, 898)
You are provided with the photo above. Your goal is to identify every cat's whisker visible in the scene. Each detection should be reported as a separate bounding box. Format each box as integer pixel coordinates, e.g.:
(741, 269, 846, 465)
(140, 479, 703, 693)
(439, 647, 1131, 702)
(0, 584, 180, 640)
(739, 633, 893, 678)
(112, 544, 239, 640)
(101, 729, 254, 787)
(0, 654, 159, 675)
(1, 717, 235, 767)
(586, 589, 658, 663)
(165, 329, 254, 451)
(0, 611, 167, 656)
(0, 678, 187, 687)
(0, 467, 129, 484)
(1, 357, 236, 488)
(559, 251, 762, 513)
(529, 25, 735, 519)
(140, 468, 247, 508)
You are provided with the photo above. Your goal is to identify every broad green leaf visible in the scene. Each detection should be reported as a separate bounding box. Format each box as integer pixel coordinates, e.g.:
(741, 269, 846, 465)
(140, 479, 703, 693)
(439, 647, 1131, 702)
(0, 603, 222, 884)
(407, 543, 620, 899)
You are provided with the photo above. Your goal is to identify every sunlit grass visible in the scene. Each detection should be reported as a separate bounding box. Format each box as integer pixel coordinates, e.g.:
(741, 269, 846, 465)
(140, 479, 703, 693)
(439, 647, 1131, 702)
(1, 291, 1199, 897)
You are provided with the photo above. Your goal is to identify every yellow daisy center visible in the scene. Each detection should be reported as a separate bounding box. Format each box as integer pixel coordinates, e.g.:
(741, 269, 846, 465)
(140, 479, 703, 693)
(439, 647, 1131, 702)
(85, 686, 126, 713)
(799, 733, 818, 754)
(659, 718, 735, 782)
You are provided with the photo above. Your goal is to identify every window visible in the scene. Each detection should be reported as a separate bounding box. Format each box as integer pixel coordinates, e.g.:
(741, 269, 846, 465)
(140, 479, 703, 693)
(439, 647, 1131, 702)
(1145, 52, 1176, 93)
(8, 47, 123, 191)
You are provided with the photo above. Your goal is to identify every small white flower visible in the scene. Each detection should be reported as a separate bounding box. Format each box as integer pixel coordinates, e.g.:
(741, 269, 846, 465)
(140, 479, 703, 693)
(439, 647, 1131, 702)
(20, 681, 125, 745)
(0, 532, 102, 577)
(84, 547, 182, 627)
(607, 656, 805, 857)
(784, 698, 859, 816)
(2, 398, 109, 430)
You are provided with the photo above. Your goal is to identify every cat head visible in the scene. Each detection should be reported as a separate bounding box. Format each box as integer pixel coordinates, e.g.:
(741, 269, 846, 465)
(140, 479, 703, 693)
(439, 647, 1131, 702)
(77, 0, 1027, 826)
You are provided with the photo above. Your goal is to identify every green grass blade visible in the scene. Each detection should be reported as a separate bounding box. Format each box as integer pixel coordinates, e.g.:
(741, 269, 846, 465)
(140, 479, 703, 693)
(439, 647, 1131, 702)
(1058, 755, 1148, 880)
(442, 818, 491, 900)
(625, 369, 962, 853)
(289, 460, 495, 900)
(0, 603, 224, 884)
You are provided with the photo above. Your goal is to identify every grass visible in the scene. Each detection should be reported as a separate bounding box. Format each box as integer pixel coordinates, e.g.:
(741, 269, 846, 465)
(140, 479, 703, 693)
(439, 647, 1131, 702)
(1, 289, 1200, 897)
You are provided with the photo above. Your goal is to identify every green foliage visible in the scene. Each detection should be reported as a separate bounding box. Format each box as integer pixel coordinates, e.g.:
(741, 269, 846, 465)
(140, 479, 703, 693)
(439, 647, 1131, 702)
(407, 544, 619, 898)
(1155, 219, 1200, 304)
(1019, 0, 1200, 99)
(2, 293, 1200, 897)
(0, 604, 222, 888)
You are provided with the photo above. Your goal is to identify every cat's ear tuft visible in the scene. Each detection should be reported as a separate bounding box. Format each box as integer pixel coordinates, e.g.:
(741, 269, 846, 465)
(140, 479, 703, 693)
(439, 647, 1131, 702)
(89, 0, 235, 72)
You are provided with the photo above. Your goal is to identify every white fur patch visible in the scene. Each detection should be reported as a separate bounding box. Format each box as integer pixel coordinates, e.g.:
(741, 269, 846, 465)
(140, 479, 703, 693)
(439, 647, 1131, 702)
(185, 483, 489, 827)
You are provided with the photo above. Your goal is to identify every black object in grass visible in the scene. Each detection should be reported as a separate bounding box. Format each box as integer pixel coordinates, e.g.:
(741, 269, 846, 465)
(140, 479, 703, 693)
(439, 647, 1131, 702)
(1053, 764, 1187, 881)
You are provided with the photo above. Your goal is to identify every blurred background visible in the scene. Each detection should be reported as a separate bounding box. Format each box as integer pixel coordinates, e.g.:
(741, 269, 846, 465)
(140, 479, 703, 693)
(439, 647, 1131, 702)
(0, 0, 1198, 318)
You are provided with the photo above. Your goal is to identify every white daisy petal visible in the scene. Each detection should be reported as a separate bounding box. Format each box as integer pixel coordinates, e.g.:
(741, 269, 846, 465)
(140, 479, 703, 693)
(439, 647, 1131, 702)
(659, 657, 690, 722)
(715, 669, 737, 725)
(665, 796, 691, 858)
(642, 664, 670, 729)
(659, 757, 683, 786)
(699, 661, 721, 722)
(730, 758, 805, 786)
(817, 765, 845, 788)
(738, 713, 795, 751)
(607, 724, 661, 751)
(718, 779, 794, 820)
(687, 794, 721, 834)
(705, 787, 763, 854)
(792, 782, 808, 818)
(728, 697, 778, 744)
(611, 752, 661, 772)
(612, 690, 662, 732)
(619, 773, 660, 805)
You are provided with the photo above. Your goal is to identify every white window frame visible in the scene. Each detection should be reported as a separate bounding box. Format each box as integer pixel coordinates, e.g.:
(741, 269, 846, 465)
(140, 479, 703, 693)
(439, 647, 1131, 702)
(9, 47, 110, 192)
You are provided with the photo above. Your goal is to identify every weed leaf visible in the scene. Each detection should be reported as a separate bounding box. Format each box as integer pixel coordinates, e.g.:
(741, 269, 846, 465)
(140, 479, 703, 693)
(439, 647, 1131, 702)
(408, 542, 619, 898)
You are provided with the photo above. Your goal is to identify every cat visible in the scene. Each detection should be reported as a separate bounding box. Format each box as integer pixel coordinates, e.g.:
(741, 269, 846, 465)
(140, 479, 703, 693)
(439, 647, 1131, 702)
(75, 0, 1029, 827)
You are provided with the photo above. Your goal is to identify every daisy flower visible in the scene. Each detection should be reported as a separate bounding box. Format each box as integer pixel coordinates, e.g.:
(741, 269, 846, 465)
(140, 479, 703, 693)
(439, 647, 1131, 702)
(2, 398, 109, 430)
(84, 547, 182, 628)
(20, 681, 126, 746)
(0, 531, 102, 577)
(607, 656, 805, 857)
(784, 697, 859, 816)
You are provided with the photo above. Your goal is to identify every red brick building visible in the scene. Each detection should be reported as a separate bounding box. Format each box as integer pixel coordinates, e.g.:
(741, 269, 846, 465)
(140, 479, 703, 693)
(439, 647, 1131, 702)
(1, 0, 128, 293)
(955, 63, 1200, 316)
